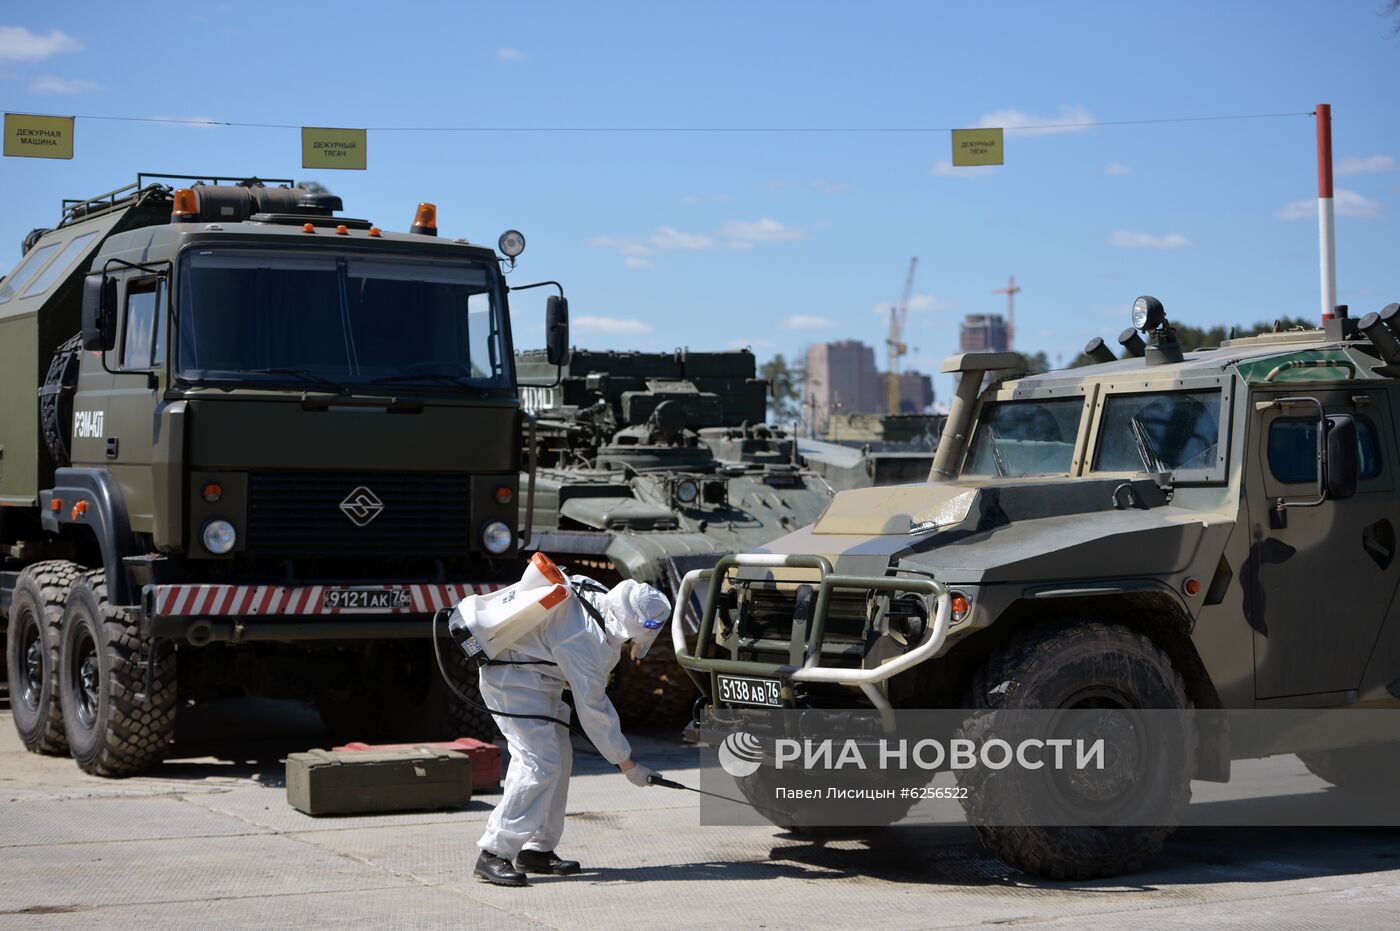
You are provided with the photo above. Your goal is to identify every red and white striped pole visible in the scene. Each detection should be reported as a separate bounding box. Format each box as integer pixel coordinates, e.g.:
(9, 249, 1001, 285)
(1316, 103, 1336, 325)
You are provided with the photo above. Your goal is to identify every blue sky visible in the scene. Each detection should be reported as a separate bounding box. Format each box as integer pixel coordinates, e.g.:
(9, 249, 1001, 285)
(2, 1, 1397, 401)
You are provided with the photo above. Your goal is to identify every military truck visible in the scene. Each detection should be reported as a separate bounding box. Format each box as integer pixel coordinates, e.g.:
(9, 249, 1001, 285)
(0, 175, 568, 775)
(675, 297, 1400, 878)
(516, 349, 834, 722)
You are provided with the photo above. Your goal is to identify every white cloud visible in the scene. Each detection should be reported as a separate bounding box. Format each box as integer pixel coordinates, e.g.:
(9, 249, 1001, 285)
(808, 178, 849, 195)
(930, 159, 997, 178)
(28, 74, 97, 95)
(0, 26, 80, 63)
(977, 104, 1095, 137)
(721, 217, 807, 247)
(591, 217, 807, 265)
(574, 315, 652, 334)
(781, 314, 834, 330)
(1275, 188, 1382, 220)
(497, 47, 527, 61)
(1335, 154, 1395, 177)
(1103, 162, 1132, 176)
(648, 226, 714, 250)
(1107, 230, 1194, 250)
(870, 293, 951, 316)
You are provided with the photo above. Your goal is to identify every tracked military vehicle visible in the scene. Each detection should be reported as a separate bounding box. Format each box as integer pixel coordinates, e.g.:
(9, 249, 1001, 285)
(0, 175, 570, 775)
(516, 349, 833, 722)
(677, 297, 1400, 878)
(799, 412, 944, 491)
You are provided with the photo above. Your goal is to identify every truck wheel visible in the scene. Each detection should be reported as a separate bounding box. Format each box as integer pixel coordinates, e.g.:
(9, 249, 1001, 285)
(5, 561, 83, 754)
(1299, 744, 1400, 792)
(425, 642, 498, 741)
(58, 572, 176, 776)
(609, 634, 698, 726)
(958, 621, 1195, 881)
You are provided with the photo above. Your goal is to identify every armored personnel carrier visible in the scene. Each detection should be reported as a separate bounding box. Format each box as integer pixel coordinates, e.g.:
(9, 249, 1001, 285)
(0, 175, 569, 774)
(516, 349, 833, 722)
(676, 298, 1400, 878)
(800, 412, 944, 491)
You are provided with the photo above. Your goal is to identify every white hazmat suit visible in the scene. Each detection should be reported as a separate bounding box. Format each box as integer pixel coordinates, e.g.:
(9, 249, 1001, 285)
(476, 576, 670, 861)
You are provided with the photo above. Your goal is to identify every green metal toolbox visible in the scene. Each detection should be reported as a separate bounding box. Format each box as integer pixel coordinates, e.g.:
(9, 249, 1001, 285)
(285, 748, 474, 816)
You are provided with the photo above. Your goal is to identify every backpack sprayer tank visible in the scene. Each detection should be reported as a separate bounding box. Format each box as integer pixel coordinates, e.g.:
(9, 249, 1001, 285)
(446, 552, 571, 666)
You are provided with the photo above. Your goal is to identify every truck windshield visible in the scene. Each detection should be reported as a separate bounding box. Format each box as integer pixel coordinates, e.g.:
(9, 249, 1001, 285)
(964, 399, 1083, 476)
(1092, 390, 1222, 474)
(175, 249, 510, 390)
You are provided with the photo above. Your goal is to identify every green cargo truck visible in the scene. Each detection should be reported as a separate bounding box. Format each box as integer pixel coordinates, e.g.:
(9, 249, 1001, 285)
(0, 175, 567, 775)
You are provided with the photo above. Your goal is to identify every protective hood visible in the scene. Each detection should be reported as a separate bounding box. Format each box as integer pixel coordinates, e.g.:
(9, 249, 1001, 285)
(593, 579, 671, 658)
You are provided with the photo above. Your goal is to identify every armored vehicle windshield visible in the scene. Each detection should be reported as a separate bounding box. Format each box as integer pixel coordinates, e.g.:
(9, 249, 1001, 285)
(175, 248, 510, 390)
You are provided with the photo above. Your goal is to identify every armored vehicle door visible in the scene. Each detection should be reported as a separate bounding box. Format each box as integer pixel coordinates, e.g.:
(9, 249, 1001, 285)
(71, 271, 167, 534)
(1244, 386, 1400, 700)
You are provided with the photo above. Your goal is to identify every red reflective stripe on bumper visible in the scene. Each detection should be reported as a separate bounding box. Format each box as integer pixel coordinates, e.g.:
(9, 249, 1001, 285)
(149, 583, 501, 616)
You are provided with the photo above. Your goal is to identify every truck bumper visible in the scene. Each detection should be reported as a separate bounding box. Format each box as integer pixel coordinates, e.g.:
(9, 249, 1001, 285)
(672, 554, 949, 711)
(140, 582, 502, 642)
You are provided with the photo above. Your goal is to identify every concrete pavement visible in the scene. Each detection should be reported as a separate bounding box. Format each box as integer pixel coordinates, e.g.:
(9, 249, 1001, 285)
(2, 699, 1398, 929)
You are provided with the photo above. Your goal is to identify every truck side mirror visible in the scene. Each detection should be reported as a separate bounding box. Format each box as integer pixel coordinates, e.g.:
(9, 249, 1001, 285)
(1323, 414, 1358, 500)
(81, 273, 117, 352)
(546, 295, 570, 367)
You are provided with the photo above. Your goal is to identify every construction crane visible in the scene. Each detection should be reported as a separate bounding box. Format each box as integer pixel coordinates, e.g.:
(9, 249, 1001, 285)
(993, 274, 1021, 350)
(886, 256, 919, 414)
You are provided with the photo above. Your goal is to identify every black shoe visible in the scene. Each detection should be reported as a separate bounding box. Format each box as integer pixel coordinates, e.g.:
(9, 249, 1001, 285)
(516, 849, 582, 875)
(475, 851, 528, 887)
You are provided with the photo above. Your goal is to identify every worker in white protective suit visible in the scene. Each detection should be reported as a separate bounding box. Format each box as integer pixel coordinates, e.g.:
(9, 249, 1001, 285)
(473, 573, 671, 887)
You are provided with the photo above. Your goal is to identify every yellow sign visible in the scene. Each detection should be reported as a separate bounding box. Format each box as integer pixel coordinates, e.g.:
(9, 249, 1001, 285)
(951, 127, 1003, 167)
(4, 113, 74, 160)
(301, 127, 367, 170)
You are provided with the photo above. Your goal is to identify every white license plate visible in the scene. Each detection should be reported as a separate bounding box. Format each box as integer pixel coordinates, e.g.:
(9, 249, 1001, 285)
(717, 674, 783, 707)
(322, 588, 412, 610)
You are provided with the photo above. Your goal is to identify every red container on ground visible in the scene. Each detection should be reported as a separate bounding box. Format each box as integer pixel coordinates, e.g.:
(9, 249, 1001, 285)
(332, 738, 502, 792)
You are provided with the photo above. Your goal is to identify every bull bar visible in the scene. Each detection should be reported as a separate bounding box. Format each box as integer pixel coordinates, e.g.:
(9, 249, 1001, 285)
(671, 554, 950, 710)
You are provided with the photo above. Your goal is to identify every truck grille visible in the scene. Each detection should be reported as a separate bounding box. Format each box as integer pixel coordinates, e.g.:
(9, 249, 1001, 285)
(247, 471, 470, 557)
(740, 585, 869, 642)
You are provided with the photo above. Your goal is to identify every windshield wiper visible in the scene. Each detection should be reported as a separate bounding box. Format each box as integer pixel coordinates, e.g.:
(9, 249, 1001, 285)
(368, 372, 489, 395)
(238, 367, 349, 395)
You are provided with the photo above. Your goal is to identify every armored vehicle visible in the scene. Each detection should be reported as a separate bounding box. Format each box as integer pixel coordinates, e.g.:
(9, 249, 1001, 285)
(516, 349, 833, 722)
(800, 412, 944, 491)
(676, 297, 1400, 878)
(0, 175, 568, 775)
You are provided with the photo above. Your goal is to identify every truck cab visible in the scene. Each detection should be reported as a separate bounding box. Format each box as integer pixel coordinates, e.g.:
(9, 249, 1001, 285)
(1, 176, 566, 775)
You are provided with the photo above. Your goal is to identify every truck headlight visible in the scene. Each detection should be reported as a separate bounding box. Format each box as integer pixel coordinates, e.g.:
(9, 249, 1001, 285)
(674, 479, 699, 505)
(202, 519, 237, 555)
(481, 520, 513, 554)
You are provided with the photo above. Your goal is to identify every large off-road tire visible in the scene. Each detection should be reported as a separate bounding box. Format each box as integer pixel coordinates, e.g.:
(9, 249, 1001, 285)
(58, 572, 176, 776)
(958, 621, 1195, 881)
(609, 633, 698, 727)
(1299, 744, 1400, 792)
(421, 641, 498, 741)
(5, 561, 83, 754)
